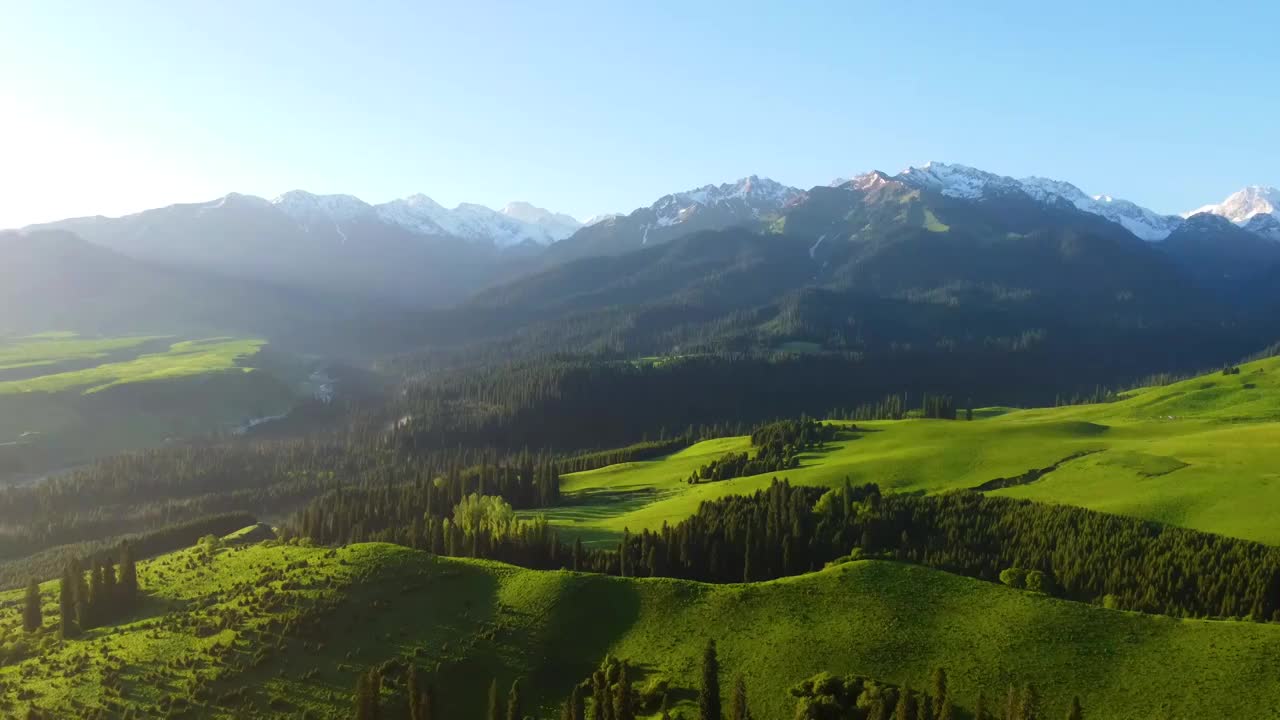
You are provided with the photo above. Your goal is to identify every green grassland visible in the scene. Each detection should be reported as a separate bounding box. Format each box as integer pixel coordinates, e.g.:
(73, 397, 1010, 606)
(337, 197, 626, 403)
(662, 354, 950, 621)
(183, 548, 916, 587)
(2, 538, 1277, 719)
(0, 335, 299, 482)
(539, 355, 1280, 546)
(0, 334, 168, 373)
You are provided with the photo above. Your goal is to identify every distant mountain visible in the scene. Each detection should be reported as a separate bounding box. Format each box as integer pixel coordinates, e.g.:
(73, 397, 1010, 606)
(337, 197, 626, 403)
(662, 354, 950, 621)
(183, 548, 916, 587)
(543, 176, 803, 262)
(26, 190, 582, 307)
(1188, 186, 1279, 224)
(1244, 213, 1280, 241)
(1158, 213, 1280, 289)
(501, 202, 583, 240)
(892, 162, 1184, 241)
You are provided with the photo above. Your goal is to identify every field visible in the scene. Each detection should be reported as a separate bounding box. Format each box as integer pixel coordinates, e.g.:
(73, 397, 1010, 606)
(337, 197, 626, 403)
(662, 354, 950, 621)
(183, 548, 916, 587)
(0, 334, 300, 482)
(2, 537, 1278, 719)
(537, 355, 1280, 545)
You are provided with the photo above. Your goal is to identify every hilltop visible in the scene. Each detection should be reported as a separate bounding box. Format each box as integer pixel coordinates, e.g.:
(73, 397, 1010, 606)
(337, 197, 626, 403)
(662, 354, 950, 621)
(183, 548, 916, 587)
(2, 538, 1278, 719)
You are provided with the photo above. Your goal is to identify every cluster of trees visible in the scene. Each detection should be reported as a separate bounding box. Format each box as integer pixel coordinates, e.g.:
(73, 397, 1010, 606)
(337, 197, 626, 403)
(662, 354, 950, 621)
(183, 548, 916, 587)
(918, 393, 958, 420)
(687, 419, 839, 484)
(22, 542, 138, 638)
(347, 640, 1090, 720)
(297, 474, 1280, 621)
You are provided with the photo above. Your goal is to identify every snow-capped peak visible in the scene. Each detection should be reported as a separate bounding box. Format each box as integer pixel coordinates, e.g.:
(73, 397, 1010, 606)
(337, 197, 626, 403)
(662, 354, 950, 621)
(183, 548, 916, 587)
(1188, 186, 1280, 224)
(375, 196, 576, 247)
(649, 175, 803, 228)
(272, 190, 372, 223)
(893, 162, 1181, 241)
(500, 202, 582, 240)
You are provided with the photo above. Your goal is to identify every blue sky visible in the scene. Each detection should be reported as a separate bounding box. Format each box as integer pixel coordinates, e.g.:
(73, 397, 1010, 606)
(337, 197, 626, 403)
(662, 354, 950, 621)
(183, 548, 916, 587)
(1, 0, 1276, 228)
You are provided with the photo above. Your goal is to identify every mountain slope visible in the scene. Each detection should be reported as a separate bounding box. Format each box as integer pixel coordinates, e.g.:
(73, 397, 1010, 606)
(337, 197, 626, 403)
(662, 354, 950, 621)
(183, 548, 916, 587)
(0, 229, 432, 358)
(1189, 185, 1280, 224)
(5, 540, 1278, 720)
(543, 176, 803, 263)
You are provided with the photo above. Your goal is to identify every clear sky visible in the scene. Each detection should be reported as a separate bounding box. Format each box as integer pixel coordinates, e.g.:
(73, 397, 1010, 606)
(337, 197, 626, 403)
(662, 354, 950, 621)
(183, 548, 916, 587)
(2, 0, 1276, 228)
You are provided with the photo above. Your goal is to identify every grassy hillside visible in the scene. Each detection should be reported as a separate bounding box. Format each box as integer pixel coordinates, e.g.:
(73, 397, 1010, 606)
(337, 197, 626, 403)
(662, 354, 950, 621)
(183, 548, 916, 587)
(1, 538, 1277, 719)
(539, 354, 1280, 545)
(0, 334, 300, 482)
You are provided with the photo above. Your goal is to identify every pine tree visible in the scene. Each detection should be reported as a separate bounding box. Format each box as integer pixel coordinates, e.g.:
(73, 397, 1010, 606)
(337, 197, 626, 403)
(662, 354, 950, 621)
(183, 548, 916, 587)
(614, 662, 634, 720)
(408, 665, 424, 720)
(699, 639, 722, 720)
(1065, 697, 1083, 720)
(573, 684, 586, 720)
(506, 678, 523, 720)
(1019, 684, 1041, 720)
(974, 692, 989, 720)
(355, 671, 379, 720)
(118, 543, 138, 613)
(895, 686, 917, 720)
(101, 559, 117, 620)
(930, 668, 948, 719)
(58, 565, 78, 638)
(73, 559, 90, 631)
(367, 669, 382, 720)
(22, 580, 41, 633)
(422, 683, 436, 720)
(938, 698, 954, 720)
(1005, 686, 1018, 720)
(489, 679, 501, 720)
(87, 560, 104, 628)
(729, 675, 750, 720)
(590, 672, 607, 720)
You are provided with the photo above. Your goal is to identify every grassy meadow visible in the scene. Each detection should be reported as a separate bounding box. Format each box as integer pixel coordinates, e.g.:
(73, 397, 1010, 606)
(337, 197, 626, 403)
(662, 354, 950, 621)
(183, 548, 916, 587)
(0, 334, 299, 482)
(2, 537, 1278, 719)
(535, 354, 1280, 546)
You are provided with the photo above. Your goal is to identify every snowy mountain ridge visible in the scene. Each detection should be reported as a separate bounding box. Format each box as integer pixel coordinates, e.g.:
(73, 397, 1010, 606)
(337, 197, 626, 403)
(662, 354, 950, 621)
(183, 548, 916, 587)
(891, 162, 1183, 241)
(270, 191, 581, 248)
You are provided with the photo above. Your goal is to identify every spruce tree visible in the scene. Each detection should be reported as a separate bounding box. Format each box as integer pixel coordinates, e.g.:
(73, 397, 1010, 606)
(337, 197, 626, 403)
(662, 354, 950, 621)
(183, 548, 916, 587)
(58, 565, 78, 638)
(1005, 686, 1018, 720)
(614, 662, 634, 720)
(22, 580, 41, 633)
(699, 639, 721, 720)
(974, 692, 989, 720)
(1065, 697, 1083, 720)
(489, 679, 501, 720)
(894, 686, 917, 720)
(87, 560, 104, 628)
(73, 559, 90, 631)
(938, 697, 954, 720)
(572, 684, 586, 720)
(118, 543, 138, 612)
(930, 668, 948, 718)
(102, 560, 118, 620)
(408, 665, 424, 720)
(506, 678, 523, 720)
(1019, 684, 1041, 720)
(355, 671, 377, 720)
(729, 675, 750, 720)
(590, 672, 607, 720)
(367, 669, 382, 720)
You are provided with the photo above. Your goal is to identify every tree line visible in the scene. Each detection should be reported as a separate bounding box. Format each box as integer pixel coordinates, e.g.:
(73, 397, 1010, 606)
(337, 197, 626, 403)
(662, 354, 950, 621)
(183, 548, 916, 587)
(347, 639, 1097, 720)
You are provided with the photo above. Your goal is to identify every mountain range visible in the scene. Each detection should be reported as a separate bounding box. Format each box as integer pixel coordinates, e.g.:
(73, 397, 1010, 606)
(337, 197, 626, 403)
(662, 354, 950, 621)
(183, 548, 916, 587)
(9, 162, 1280, 366)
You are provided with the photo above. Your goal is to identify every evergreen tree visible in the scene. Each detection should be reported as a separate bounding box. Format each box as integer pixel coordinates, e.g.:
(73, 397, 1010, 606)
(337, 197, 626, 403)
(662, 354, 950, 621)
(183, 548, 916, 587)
(1005, 686, 1018, 720)
(895, 686, 917, 720)
(729, 675, 750, 720)
(22, 580, 41, 633)
(73, 559, 90, 631)
(101, 559, 117, 619)
(930, 668, 948, 718)
(489, 679, 501, 720)
(1065, 697, 1083, 720)
(408, 665, 424, 720)
(573, 684, 586, 720)
(87, 560, 104, 628)
(974, 692, 990, 720)
(422, 683, 436, 720)
(938, 698, 954, 720)
(506, 678, 524, 720)
(58, 565, 77, 638)
(614, 662, 634, 720)
(367, 669, 382, 720)
(355, 671, 378, 720)
(118, 542, 138, 612)
(1019, 684, 1041, 720)
(590, 672, 607, 720)
(699, 639, 722, 720)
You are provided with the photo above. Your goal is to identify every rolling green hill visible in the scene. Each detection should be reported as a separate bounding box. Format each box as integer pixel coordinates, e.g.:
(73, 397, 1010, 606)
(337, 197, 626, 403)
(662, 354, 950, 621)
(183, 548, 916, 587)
(2, 538, 1278, 719)
(0, 334, 300, 483)
(537, 354, 1280, 546)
